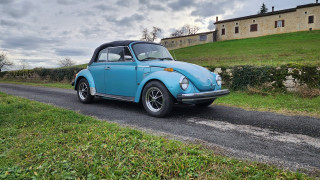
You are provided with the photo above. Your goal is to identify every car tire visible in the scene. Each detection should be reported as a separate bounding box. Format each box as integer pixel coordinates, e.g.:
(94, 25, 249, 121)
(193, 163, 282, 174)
(77, 78, 94, 104)
(195, 100, 215, 108)
(142, 81, 173, 117)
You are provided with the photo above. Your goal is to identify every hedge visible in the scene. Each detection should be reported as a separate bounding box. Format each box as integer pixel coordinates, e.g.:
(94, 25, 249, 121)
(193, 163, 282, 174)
(207, 65, 319, 91)
(1, 65, 319, 91)
(0, 67, 84, 82)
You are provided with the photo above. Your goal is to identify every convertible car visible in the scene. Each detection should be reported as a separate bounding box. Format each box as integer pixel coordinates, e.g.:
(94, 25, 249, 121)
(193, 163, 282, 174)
(72, 41, 229, 117)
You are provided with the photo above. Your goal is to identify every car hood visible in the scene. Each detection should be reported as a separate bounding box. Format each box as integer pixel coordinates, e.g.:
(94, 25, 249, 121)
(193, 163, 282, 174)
(146, 60, 216, 91)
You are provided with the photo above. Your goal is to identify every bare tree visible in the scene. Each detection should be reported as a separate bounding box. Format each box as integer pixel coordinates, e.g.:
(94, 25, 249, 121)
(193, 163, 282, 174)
(0, 52, 13, 72)
(150, 26, 162, 42)
(59, 57, 75, 67)
(170, 24, 200, 37)
(19, 60, 30, 70)
(141, 28, 152, 42)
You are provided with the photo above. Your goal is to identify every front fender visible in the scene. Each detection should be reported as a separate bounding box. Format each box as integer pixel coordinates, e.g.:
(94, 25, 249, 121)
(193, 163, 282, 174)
(134, 71, 196, 103)
(74, 69, 95, 90)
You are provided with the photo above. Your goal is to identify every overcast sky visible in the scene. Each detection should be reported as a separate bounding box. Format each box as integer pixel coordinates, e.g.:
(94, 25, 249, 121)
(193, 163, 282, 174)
(0, 0, 316, 69)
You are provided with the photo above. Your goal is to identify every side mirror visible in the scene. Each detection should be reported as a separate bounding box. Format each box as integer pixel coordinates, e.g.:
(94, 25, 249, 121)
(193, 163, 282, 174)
(124, 55, 133, 61)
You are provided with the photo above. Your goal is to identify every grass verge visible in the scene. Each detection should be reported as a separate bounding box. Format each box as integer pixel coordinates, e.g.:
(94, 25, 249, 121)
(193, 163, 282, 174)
(0, 92, 314, 179)
(0, 80, 73, 89)
(215, 91, 320, 118)
(0, 92, 316, 179)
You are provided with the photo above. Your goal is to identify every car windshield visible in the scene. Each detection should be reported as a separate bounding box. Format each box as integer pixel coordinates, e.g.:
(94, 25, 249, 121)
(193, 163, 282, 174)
(132, 43, 174, 61)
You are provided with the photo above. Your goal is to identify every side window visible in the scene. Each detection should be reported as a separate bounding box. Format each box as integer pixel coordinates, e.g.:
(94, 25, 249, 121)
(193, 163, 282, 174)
(97, 48, 108, 62)
(108, 47, 124, 62)
(107, 47, 133, 62)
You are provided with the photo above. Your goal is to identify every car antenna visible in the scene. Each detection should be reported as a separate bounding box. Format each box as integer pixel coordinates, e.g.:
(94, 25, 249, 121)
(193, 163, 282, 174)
(172, 50, 177, 61)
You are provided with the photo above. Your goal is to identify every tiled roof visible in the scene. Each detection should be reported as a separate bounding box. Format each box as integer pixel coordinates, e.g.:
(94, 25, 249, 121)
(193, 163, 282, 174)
(215, 3, 320, 24)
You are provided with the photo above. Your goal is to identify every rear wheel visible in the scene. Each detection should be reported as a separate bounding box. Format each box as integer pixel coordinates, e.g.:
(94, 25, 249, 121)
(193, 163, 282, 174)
(195, 100, 215, 108)
(77, 78, 94, 103)
(142, 81, 173, 117)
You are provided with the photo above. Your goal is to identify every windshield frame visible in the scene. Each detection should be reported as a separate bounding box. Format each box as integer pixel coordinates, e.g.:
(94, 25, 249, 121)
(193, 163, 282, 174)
(131, 42, 174, 61)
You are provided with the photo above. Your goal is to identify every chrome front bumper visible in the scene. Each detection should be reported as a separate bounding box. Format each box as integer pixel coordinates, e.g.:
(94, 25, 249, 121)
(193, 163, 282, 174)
(177, 89, 230, 103)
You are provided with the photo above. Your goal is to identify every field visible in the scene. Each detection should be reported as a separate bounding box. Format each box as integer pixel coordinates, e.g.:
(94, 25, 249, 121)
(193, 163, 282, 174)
(0, 92, 314, 179)
(170, 30, 320, 67)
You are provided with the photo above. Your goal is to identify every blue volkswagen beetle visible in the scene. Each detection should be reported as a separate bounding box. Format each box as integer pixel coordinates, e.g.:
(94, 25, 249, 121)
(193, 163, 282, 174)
(72, 41, 229, 117)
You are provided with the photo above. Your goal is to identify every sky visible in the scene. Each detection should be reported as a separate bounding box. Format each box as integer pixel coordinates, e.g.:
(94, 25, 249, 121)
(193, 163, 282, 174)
(0, 0, 316, 70)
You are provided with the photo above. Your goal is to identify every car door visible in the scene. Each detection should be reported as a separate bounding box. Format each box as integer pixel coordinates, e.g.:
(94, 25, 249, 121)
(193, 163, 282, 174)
(105, 46, 137, 98)
(88, 48, 108, 94)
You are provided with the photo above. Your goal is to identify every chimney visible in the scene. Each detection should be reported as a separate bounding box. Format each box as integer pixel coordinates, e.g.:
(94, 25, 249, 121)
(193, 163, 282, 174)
(216, 16, 218, 22)
(272, 6, 274, 12)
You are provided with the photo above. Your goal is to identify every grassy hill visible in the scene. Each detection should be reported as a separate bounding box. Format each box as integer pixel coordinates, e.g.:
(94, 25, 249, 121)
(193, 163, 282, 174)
(170, 30, 320, 67)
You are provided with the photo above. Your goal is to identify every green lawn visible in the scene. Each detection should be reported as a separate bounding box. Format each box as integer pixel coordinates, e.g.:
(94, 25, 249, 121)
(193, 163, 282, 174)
(0, 80, 73, 89)
(0, 92, 314, 179)
(171, 30, 320, 67)
(215, 91, 320, 118)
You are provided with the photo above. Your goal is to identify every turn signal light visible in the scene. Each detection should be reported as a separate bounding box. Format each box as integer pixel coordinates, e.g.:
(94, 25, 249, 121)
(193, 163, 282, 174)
(164, 68, 174, 72)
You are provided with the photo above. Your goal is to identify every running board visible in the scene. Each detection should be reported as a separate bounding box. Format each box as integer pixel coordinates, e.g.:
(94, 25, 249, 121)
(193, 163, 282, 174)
(95, 93, 135, 102)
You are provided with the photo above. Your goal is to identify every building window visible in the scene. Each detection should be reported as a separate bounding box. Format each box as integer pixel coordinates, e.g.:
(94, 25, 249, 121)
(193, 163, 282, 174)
(235, 27, 239, 34)
(165, 42, 167, 45)
(309, 16, 314, 24)
(221, 28, 225, 35)
(200, 35, 207, 41)
(275, 20, 285, 28)
(222, 25, 225, 27)
(250, 24, 258, 32)
(188, 39, 192, 43)
(253, 20, 256, 23)
(235, 22, 239, 26)
(305, 11, 308, 14)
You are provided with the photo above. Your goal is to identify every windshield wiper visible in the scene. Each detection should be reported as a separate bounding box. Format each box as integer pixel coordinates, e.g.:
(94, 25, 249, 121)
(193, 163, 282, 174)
(140, 57, 158, 61)
(159, 57, 173, 60)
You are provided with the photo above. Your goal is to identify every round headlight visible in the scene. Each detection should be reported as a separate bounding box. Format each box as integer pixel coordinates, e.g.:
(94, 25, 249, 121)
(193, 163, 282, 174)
(216, 74, 222, 86)
(179, 76, 189, 90)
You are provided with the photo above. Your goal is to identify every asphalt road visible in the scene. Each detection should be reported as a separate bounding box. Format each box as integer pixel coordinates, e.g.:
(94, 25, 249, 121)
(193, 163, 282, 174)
(1, 83, 320, 172)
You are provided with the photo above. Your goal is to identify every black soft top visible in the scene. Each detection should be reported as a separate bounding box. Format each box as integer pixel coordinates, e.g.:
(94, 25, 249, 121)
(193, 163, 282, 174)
(88, 40, 159, 65)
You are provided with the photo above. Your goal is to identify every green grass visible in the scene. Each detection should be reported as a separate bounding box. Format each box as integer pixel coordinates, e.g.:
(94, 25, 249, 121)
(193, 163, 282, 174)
(0, 92, 314, 179)
(215, 91, 320, 118)
(171, 30, 320, 67)
(0, 80, 73, 89)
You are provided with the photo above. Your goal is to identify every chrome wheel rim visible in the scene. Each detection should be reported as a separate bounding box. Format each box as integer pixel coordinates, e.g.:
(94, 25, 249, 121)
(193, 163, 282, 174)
(78, 82, 88, 100)
(145, 87, 163, 112)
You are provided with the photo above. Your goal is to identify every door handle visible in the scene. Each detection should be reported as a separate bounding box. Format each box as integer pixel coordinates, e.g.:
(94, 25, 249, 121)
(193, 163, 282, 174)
(105, 66, 111, 70)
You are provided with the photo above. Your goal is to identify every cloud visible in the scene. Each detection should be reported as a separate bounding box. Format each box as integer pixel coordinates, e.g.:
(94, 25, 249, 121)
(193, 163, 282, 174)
(55, 48, 88, 56)
(1, 36, 62, 50)
(191, 1, 232, 18)
(1, 1, 34, 18)
(0, 20, 19, 27)
(169, 0, 194, 11)
(107, 13, 145, 26)
(0, 0, 13, 5)
(207, 20, 215, 30)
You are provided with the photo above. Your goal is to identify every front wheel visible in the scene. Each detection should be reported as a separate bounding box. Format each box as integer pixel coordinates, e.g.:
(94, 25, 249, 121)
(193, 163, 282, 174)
(142, 81, 173, 117)
(77, 78, 94, 104)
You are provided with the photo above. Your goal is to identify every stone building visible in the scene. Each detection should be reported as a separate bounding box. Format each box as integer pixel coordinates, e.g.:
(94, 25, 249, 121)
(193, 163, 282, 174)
(160, 31, 215, 50)
(215, 2, 320, 41)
